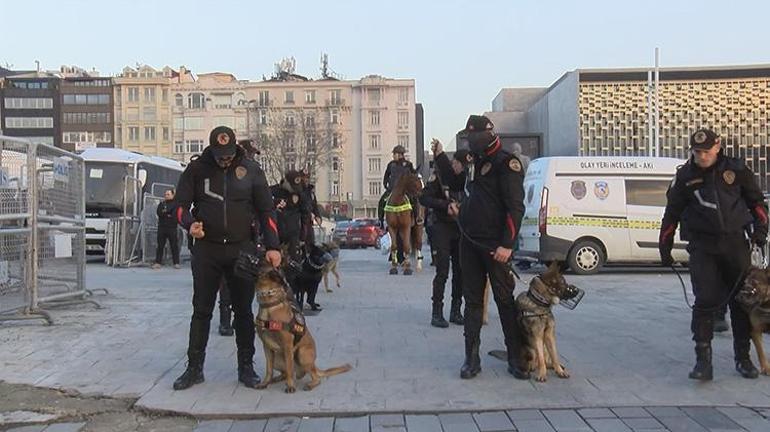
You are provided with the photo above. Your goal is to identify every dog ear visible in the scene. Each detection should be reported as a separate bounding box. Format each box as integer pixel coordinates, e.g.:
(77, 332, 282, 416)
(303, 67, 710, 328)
(543, 261, 558, 278)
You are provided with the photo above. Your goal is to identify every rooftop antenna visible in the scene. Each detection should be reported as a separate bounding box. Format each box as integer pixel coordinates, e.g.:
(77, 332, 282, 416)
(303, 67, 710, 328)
(321, 53, 329, 78)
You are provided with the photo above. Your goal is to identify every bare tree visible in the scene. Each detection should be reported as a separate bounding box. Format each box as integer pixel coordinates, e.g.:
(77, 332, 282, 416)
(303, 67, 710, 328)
(248, 105, 345, 185)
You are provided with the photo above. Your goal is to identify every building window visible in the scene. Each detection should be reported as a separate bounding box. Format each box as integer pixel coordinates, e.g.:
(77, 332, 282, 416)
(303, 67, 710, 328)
(305, 90, 316, 104)
(213, 94, 232, 109)
(258, 90, 269, 107)
(368, 181, 381, 196)
(184, 117, 203, 130)
(128, 127, 139, 141)
(128, 87, 139, 102)
(173, 117, 184, 130)
(4, 97, 53, 109)
(330, 109, 339, 124)
(286, 113, 295, 126)
(188, 92, 205, 109)
(368, 88, 381, 105)
(174, 93, 183, 107)
(398, 111, 409, 128)
(4, 117, 54, 128)
(369, 110, 380, 126)
(285, 134, 295, 152)
(332, 156, 339, 172)
(305, 114, 315, 127)
(398, 88, 409, 104)
(306, 134, 316, 152)
(369, 134, 380, 149)
(259, 110, 268, 125)
(332, 133, 340, 148)
(331, 180, 339, 196)
(144, 127, 155, 141)
(162, 127, 169, 141)
(144, 87, 155, 103)
(142, 107, 156, 120)
(285, 91, 294, 104)
(398, 135, 409, 148)
(330, 89, 341, 105)
(174, 141, 185, 154)
(368, 158, 381, 173)
(186, 140, 204, 153)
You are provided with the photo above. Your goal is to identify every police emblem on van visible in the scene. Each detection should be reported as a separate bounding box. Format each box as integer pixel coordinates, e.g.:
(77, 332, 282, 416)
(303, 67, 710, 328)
(570, 180, 587, 200)
(594, 181, 610, 200)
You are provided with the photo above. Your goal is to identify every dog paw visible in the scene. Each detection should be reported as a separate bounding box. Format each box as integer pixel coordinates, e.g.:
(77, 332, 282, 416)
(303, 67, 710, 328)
(285, 385, 296, 393)
(255, 382, 269, 390)
(535, 374, 547, 382)
(325, 289, 333, 293)
(556, 369, 570, 379)
(761, 368, 770, 376)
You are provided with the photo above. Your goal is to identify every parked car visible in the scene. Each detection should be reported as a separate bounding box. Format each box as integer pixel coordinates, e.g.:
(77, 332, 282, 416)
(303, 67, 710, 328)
(332, 220, 352, 247)
(345, 218, 384, 248)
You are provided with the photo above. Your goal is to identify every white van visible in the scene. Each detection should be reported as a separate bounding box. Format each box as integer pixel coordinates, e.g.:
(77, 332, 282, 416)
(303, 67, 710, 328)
(518, 156, 689, 274)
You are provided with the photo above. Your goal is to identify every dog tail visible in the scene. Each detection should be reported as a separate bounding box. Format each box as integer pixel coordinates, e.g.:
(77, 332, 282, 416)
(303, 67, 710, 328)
(318, 363, 353, 377)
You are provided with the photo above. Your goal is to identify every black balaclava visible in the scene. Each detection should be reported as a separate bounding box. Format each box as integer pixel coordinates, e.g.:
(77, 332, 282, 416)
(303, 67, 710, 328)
(464, 115, 497, 156)
(209, 126, 237, 167)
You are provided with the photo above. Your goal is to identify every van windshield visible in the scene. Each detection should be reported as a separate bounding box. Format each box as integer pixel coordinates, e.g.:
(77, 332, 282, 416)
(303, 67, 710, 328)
(86, 162, 133, 214)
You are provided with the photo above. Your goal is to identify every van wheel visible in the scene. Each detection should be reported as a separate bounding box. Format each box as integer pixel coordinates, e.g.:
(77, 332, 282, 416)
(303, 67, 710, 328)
(567, 240, 605, 275)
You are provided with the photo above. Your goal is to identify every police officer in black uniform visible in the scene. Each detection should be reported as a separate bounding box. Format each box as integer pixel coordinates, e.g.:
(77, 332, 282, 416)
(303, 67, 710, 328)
(420, 149, 469, 328)
(271, 170, 309, 303)
(378, 145, 417, 228)
(299, 169, 322, 246)
(153, 189, 181, 269)
(173, 126, 282, 390)
(433, 115, 529, 380)
(660, 128, 768, 381)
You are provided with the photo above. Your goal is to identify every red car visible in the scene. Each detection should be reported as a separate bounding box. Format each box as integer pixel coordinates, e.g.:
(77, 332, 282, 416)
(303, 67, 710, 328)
(345, 218, 384, 248)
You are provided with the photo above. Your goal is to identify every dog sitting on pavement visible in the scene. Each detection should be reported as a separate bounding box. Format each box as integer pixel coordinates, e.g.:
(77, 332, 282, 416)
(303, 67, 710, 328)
(735, 266, 770, 375)
(251, 265, 352, 393)
(515, 262, 578, 382)
(292, 243, 334, 312)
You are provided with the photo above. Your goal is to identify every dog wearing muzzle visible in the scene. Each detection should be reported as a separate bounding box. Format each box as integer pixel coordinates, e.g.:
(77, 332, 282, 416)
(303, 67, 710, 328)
(736, 266, 770, 375)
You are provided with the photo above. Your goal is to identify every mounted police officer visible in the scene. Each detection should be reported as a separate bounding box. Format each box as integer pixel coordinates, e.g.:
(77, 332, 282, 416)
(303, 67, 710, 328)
(378, 145, 417, 228)
(173, 126, 282, 390)
(432, 115, 529, 380)
(660, 128, 768, 380)
(420, 149, 468, 328)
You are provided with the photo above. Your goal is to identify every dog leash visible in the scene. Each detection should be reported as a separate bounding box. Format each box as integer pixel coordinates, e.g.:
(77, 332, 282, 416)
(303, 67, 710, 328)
(671, 243, 763, 312)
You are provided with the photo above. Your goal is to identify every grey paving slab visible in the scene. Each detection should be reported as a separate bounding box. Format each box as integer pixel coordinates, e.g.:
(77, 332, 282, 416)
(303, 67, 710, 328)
(612, 407, 653, 418)
(541, 410, 591, 431)
(5, 426, 46, 432)
(194, 420, 234, 432)
(229, 420, 268, 432)
(333, 416, 369, 432)
(439, 413, 479, 432)
(622, 417, 666, 430)
(264, 416, 301, 432)
(404, 415, 443, 432)
(728, 416, 770, 432)
(656, 416, 709, 432)
(645, 407, 686, 418)
(511, 420, 556, 432)
(41, 424, 86, 432)
(473, 411, 515, 431)
(681, 407, 743, 430)
(585, 418, 633, 432)
(507, 410, 546, 421)
(577, 408, 616, 419)
(716, 407, 761, 421)
(370, 414, 404, 429)
(297, 417, 334, 432)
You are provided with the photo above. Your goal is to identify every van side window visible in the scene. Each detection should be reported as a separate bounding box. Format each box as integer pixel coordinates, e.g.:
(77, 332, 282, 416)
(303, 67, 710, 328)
(625, 180, 670, 207)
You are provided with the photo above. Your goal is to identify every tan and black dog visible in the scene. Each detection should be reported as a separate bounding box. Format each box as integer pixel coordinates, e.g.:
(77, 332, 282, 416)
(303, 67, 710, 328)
(736, 266, 770, 375)
(515, 262, 572, 382)
(254, 268, 352, 393)
(319, 241, 341, 293)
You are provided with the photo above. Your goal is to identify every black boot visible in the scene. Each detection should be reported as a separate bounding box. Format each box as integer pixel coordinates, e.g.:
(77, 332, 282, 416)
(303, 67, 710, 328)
(735, 341, 759, 379)
(218, 306, 233, 336)
(431, 302, 449, 328)
(689, 342, 713, 381)
(237, 350, 261, 388)
(460, 337, 481, 379)
(449, 301, 464, 325)
(507, 348, 531, 380)
(173, 351, 205, 390)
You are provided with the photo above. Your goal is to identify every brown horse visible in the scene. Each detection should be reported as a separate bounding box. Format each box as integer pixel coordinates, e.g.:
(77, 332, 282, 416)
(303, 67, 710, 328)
(384, 172, 423, 275)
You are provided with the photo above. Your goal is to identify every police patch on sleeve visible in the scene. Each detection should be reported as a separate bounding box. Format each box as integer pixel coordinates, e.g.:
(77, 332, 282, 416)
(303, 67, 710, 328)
(723, 170, 735, 185)
(508, 158, 522, 172)
(235, 166, 247, 180)
(292, 194, 299, 204)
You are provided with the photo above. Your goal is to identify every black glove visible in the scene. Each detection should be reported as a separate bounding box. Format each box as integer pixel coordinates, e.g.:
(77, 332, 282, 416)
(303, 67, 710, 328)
(659, 227, 674, 267)
(752, 228, 768, 247)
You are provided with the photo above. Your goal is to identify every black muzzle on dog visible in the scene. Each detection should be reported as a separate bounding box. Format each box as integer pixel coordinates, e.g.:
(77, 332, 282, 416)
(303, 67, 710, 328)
(559, 284, 585, 310)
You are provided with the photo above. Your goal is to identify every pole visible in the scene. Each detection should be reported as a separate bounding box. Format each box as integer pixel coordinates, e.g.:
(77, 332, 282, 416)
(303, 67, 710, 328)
(647, 70, 654, 157)
(654, 47, 661, 157)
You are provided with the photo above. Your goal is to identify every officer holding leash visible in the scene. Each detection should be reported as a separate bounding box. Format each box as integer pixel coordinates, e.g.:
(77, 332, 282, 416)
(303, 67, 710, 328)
(660, 128, 768, 381)
(432, 115, 529, 380)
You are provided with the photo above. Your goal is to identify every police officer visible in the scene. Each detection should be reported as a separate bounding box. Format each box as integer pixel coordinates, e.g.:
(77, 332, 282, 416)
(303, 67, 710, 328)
(378, 145, 416, 228)
(299, 169, 322, 245)
(432, 115, 529, 380)
(419, 150, 468, 328)
(660, 128, 768, 381)
(153, 189, 181, 269)
(173, 126, 282, 390)
(272, 170, 309, 302)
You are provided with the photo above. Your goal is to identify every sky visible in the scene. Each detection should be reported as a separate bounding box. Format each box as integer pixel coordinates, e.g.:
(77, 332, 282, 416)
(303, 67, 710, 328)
(2, 0, 769, 146)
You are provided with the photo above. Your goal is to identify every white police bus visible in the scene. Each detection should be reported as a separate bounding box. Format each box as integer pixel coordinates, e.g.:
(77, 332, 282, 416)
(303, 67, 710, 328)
(80, 148, 184, 254)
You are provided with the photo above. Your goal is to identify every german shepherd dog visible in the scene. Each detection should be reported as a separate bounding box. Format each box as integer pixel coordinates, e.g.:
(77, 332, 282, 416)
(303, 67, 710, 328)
(254, 268, 352, 393)
(515, 262, 574, 382)
(319, 241, 341, 293)
(293, 244, 333, 311)
(736, 266, 770, 375)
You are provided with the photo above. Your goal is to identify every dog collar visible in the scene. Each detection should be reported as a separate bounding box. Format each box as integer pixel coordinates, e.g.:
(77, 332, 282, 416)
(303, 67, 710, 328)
(527, 280, 553, 308)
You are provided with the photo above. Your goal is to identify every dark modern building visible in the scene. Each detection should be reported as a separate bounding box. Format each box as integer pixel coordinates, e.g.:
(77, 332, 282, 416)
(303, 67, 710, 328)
(60, 76, 114, 152)
(415, 102, 425, 171)
(1, 74, 61, 147)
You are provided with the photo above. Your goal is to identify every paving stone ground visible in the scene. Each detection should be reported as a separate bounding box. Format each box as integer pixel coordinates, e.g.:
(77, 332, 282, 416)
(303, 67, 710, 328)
(2, 248, 770, 430)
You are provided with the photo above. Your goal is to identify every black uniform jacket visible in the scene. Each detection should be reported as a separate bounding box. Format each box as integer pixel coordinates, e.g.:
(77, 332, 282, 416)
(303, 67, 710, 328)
(175, 145, 280, 249)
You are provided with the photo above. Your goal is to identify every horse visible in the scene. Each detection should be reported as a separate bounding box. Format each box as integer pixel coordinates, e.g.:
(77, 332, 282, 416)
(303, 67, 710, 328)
(384, 171, 423, 275)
